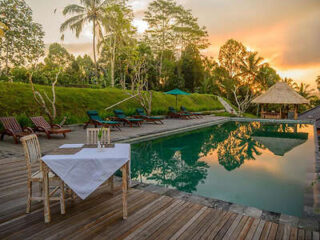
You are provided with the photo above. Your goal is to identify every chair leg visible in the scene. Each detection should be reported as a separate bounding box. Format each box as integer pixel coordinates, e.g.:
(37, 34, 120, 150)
(38, 182, 42, 201)
(63, 133, 66, 138)
(108, 175, 114, 194)
(46, 132, 51, 139)
(26, 181, 32, 213)
(0, 132, 5, 141)
(60, 181, 66, 215)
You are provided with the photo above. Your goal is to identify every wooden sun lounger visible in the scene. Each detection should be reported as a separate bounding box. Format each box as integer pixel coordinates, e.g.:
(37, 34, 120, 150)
(0, 117, 34, 144)
(132, 108, 164, 124)
(84, 110, 121, 130)
(180, 106, 203, 119)
(30, 116, 71, 139)
(167, 107, 192, 119)
(113, 109, 144, 127)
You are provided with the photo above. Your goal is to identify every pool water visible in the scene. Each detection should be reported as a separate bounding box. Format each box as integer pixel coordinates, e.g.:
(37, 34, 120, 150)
(131, 121, 315, 217)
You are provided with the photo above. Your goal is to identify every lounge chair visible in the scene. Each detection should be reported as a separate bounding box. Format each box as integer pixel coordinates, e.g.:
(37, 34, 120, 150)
(113, 109, 144, 127)
(30, 116, 72, 139)
(0, 117, 34, 144)
(167, 107, 192, 119)
(180, 106, 203, 118)
(133, 108, 164, 124)
(84, 110, 121, 130)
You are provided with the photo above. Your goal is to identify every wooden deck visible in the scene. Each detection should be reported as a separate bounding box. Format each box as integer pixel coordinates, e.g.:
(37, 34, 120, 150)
(1, 157, 319, 240)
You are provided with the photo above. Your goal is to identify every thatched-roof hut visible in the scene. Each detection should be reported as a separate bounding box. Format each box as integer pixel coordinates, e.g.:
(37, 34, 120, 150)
(252, 131, 308, 156)
(252, 82, 309, 119)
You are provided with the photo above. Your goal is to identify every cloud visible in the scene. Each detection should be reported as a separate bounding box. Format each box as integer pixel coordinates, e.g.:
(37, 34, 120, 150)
(281, 10, 320, 67)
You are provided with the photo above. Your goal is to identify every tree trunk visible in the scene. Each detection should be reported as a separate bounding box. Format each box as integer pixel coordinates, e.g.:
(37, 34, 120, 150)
(111, 36, 116, 87)
(5, 41, 9, 77)
(93, 19, 98, 78)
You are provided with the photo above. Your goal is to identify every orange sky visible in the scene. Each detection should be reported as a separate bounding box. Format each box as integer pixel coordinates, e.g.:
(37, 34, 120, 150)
(26, 0, 320, 88)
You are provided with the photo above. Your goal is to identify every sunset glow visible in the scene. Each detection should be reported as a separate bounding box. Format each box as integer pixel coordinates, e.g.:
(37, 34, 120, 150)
(25, 0, 320, 87)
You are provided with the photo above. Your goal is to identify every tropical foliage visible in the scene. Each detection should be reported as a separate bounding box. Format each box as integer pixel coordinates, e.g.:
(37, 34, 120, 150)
(1, 0, 318, 117)
(0, 0, 45, 75)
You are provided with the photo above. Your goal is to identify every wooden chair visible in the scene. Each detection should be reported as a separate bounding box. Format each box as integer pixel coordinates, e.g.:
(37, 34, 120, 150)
(30, 116, 72, 139)
(21, 134, 66, 219)
(0, 117, 34, 144)
(86, 128, 111, 145)
(86, 128, 113, 192)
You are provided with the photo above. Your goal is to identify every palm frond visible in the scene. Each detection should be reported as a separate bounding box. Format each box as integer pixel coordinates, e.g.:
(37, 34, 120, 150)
(69, 18, 86, 37)
(60, 14, 85, 32)
(62, 4, 85, 15)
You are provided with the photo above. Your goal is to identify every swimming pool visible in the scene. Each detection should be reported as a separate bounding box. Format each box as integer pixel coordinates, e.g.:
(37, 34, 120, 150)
(131, 121, 315, 217)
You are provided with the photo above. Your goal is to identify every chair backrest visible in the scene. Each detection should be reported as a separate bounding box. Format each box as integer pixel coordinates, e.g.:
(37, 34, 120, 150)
(136, 108, 146, 116)
(31, 116, 51, 130)
(0, 117, 23, 133)
(21, 134, 41, 177)
(169, 107, 176, 113)
(87, 110, 103, 122)
(114, 109, 126, 119)
(86, 128, 111, 145)
(180, 106, 187, 112)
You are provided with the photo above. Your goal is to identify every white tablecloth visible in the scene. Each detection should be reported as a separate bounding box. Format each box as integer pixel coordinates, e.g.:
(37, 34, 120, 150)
(42, 143, 130, 199)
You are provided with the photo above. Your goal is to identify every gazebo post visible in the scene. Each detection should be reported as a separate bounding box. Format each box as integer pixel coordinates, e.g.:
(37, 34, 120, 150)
(294, 104, 298, 120)
(279, 105, 282, 119)
(261, 104, 264, 118)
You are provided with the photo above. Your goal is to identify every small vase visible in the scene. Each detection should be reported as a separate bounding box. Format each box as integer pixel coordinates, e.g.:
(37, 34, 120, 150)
(97, 141, 102, 151)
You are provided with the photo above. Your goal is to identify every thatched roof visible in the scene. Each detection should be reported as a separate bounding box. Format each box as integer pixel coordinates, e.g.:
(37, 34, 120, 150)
(253, 136, 307, 156)
(252, 82, 309, 104)
(252, 130, 308, 156)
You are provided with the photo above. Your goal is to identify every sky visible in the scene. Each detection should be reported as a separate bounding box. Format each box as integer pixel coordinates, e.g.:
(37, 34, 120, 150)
(25, 0, 320, 88)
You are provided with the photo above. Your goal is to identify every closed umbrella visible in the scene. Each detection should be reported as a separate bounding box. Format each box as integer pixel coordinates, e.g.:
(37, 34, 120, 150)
(164, 88, 190, 109)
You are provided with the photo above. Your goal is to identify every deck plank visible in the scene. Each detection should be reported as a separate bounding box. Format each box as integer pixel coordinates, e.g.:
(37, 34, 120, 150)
(245, 218, 260, 240)
(238, 217, 254, 240)
(0, 156, 315, 240)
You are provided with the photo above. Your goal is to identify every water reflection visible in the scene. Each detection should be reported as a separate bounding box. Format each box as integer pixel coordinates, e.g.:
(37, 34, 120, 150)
(131, 121, 309, 192)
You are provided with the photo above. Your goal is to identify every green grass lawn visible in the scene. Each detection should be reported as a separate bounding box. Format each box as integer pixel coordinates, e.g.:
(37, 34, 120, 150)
(0, 82, 224, 126)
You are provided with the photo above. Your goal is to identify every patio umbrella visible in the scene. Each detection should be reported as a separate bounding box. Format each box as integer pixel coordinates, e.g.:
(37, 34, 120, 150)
(164, 88, 190, 109)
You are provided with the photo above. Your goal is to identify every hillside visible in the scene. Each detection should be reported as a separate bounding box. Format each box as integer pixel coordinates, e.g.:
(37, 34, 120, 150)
(0, 82, 224, 125)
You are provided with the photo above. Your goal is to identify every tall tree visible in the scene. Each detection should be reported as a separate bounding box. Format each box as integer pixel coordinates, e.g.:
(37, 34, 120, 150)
(181, 44, 204, 92)
(99, 0, 136, 87)
(218, 39, 247, 78)
(255, 65, 280, 90)
(44, 43, 73, 70)
(144, 0, 208, 83)
(0, 0, 44, 75)
(60, 0, 108, 76)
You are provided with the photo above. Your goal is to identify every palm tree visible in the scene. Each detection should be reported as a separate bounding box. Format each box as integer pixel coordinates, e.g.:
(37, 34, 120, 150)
(239, 52, 265, 85)
(60, 0, 108, 76)
(294, 82, 314, 100)
(282, 77, 297, 88)
(316, 75, 320, 91)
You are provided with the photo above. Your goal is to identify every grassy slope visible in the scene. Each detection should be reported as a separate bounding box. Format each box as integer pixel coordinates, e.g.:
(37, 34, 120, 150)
(0, 82, 224, 125)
